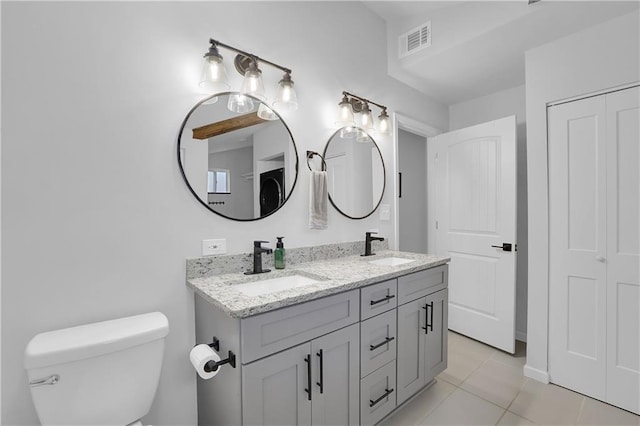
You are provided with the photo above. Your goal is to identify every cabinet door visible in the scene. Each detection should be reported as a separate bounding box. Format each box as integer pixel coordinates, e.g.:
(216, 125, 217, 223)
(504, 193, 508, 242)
(311, 324, 360, 426)
(242, 343, 312, 426)
(424, 289, 448, 383)
(396, 297, 426, 405)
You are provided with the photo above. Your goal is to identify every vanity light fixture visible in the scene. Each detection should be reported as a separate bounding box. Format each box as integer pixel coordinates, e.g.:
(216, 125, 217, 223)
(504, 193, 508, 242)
(200, 39, 298, 113)
(199, 43, 230, 93)
(335, 91, 392, 136)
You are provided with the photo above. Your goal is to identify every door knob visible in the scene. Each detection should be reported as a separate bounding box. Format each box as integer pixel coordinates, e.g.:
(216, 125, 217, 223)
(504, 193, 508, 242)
(491, 243, 513, 252)
(595, 255, 606, 263)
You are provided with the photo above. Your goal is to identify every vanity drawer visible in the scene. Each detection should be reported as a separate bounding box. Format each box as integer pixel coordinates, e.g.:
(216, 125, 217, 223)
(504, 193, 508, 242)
(360, 279, 397, 320)
(360, 360, 397, 426)
(360, 309, 397, 378)
(397, 265, 448, 305)
(240, 290, 359, 364)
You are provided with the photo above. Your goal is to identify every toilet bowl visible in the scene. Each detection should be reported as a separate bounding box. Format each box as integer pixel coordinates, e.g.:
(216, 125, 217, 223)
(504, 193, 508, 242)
(24, 312, 169, 426)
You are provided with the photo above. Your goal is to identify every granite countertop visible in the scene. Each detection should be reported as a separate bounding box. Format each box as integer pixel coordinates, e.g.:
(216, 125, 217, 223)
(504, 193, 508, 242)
(186, 250, 450, 319)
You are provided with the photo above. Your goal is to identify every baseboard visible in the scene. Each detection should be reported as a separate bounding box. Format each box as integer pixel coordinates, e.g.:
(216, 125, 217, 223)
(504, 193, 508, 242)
(515, 331, 527, 342)
(523, 364, 550, 383)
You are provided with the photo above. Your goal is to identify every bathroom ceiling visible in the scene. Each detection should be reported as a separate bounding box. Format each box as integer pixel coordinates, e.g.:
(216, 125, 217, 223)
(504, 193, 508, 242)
(362, 1, 640, 105)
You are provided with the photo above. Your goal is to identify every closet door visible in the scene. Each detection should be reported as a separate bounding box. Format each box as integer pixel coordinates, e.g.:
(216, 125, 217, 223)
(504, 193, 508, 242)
(605, 87, 639, 414)
(548, 95, 607, 400)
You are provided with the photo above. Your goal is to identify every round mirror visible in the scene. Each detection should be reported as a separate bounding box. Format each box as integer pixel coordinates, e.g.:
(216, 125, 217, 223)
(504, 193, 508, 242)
(323, 127, 386, 219)
(178, 92, 299, 221)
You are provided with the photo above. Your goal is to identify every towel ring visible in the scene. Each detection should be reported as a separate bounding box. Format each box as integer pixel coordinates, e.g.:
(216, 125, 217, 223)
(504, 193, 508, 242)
(306, 151, 327, 172)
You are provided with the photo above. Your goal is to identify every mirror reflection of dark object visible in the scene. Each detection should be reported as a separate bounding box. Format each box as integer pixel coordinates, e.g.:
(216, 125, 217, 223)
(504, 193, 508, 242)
(323, 127, 386, 219)
(177, 92, 298, 221)
(259, 168, 285, 216)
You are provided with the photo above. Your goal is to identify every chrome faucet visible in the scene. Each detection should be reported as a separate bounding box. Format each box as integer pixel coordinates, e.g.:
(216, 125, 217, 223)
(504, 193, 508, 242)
(363, 232, 385, 256)
(245, 240, 273, 275)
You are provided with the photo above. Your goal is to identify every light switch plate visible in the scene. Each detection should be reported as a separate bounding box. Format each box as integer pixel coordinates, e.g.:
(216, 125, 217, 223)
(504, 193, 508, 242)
(202, 239, 227, 256)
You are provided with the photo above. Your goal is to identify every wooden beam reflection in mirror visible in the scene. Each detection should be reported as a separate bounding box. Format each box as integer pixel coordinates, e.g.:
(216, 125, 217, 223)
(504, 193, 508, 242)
(192, 112, 266, 140)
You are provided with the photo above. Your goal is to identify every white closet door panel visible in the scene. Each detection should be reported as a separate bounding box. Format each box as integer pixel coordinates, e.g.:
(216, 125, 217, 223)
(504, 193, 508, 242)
(605, 87, 640, 415)
(548, 95, 607, 400)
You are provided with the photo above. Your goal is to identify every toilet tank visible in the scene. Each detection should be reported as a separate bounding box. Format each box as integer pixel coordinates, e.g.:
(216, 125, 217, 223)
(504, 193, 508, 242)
(24, 312, 169, 426)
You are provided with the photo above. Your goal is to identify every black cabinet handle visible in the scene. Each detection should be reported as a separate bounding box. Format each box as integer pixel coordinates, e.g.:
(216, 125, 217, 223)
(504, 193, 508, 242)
(316, 349, 324, 394)
(369, 388, 394, 407)
(399, 172, 402, 198)
(421, 302, 434, 335)
(369, 336, 395, 351)
(304, 354, 311, 401)
(370, 294, 395, 306)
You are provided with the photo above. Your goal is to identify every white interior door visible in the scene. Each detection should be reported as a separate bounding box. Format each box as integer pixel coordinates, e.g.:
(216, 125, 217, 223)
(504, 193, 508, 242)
(605, 87, 639, 414)
(548, 95, 608, 399)
(430, 116, 517, 353)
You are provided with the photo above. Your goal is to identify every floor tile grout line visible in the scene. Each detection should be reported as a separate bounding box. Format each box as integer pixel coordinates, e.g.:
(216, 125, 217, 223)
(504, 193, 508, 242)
(414, 380, 458, 425)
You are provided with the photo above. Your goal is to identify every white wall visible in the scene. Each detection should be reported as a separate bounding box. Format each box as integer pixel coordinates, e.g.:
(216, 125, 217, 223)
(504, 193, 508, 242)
(1, 2, 448, 424)
(449, 85, 528, 341)
(524, 11, 639, 382)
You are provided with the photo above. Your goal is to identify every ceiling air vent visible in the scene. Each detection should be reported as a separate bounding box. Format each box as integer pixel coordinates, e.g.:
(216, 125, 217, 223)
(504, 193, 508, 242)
(399, 21, 431, 58)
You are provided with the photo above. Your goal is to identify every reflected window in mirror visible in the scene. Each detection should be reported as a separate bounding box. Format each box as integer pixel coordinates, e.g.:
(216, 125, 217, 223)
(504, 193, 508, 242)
(208, 169, 230, 194)
(177, 92, 299, 221)
(323, 127, 386, 219)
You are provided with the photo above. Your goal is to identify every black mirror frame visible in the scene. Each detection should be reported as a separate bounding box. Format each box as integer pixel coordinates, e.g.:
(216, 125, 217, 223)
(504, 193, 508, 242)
(177, 92, 299, 221)
(322, 126, 386, 220)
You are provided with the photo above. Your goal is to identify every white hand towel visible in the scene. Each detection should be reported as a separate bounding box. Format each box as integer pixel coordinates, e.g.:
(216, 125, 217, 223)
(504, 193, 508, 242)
(309, 170, 328, 229)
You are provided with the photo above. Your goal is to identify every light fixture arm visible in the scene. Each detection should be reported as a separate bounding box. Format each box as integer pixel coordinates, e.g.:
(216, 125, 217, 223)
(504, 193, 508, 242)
(342, 91, 387, 112)
(209, 38, 292, 75)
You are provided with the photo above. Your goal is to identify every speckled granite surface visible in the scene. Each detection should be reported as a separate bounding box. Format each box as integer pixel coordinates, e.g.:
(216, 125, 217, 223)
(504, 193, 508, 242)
(186, 240, 388, 279)
(186, 243, 449, 319)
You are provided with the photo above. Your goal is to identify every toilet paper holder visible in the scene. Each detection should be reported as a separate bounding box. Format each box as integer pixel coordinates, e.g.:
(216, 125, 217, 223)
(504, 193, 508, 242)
(204, 337, 236, 372)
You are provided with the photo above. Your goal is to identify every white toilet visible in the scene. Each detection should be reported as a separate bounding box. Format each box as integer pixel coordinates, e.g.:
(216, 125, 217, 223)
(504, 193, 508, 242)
(24, 311, 169, 426)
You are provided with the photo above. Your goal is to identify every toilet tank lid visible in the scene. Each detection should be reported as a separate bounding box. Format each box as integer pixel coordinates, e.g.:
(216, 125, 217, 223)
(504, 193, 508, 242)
(24, 312, 169, 370)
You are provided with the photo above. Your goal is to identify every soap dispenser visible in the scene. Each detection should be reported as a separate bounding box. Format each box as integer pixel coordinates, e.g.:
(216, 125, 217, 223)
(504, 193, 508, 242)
(274, 237, 285, 269)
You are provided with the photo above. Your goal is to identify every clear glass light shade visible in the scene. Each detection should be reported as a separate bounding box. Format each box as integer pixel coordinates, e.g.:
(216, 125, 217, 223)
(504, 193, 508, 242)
(378, 110, 392, 135)
(227, 94, 255, 114)
(340, 126, 358, 139)
(359, 103, 375, 133)
(257, 103, 279, 121)
(273, 74, 298, 111)
(240, 61, 266, 100)
(199, 54, 230, 93)
(356, 129, 371, 142)
(335, 96, 355, 127)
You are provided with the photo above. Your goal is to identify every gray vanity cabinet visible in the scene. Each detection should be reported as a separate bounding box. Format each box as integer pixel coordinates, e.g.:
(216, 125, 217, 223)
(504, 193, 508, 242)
(396, 265, 449, 407)
(193, 263, 448, 426)
(242, 323, 360, 426)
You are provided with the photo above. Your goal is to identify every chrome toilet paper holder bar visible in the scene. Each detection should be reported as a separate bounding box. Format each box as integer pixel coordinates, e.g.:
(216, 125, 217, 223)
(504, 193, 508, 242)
(204, 336, 236, 372)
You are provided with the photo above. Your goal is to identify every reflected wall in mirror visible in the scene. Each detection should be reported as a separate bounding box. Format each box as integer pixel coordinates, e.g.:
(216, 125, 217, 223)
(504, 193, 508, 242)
(323, 127, 386, 219)
(178, 92, 299, 221)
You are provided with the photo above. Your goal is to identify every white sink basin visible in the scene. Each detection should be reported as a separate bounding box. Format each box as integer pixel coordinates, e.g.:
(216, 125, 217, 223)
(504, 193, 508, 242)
(368, 257, 416, 267)
(234, 274, 321, 297)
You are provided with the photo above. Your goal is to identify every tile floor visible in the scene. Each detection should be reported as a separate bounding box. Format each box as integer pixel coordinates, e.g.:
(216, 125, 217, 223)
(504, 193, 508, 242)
(381, 331, 640, 426)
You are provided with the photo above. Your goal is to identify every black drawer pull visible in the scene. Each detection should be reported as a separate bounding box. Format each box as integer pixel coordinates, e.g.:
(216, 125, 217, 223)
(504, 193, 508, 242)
(421, 302, 434, 335)
(370, 294, 395, 306)
(369, 388, 394, 407)
(304, 354, 311, 401)
(316, 349, 324, 394)
(369, 336, 395, 351)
